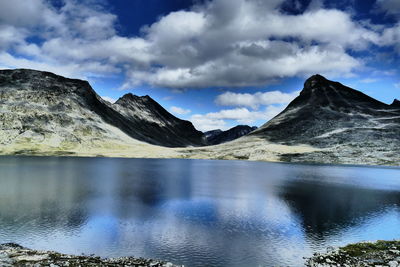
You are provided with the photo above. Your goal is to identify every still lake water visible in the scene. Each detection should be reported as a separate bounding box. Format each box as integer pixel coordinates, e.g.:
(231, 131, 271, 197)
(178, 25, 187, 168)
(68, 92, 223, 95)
(0, 156, 399, 266)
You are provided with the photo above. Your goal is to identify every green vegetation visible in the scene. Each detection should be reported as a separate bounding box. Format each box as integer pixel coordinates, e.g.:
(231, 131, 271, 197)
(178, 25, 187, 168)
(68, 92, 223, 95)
(307, 240, 400, 266)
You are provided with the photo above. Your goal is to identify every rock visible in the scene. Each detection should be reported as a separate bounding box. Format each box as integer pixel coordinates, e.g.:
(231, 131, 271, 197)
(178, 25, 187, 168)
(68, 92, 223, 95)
(0, 243, 183, 267)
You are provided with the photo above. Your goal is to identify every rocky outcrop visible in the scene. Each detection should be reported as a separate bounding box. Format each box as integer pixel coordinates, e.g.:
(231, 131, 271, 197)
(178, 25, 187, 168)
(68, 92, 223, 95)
(114, 93, 205, 147)
(0, 69, 204, 151)
(205, 125, 257, 145)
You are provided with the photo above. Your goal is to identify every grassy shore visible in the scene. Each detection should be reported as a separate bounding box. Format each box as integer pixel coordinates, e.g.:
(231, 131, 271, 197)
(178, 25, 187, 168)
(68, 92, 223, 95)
(307, 240, 400, 267)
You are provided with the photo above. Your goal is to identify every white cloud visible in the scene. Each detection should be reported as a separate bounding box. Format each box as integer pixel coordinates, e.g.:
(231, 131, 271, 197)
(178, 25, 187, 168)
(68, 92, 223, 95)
(0, 0, 51, 27)
(190, 115, 228, 132)
(170, 106, 191, 115)
(101, 96, 117, 103)
(376, 0, 400, 16)
(359, 78, 378, 84)
(190, 105, 285, 131)
(215, 90, 300, 109)
(0, 0, 389, 89)
(380, 23, 400, 51)
(0, 52, 117, 79)
(395, 82, 400, 88)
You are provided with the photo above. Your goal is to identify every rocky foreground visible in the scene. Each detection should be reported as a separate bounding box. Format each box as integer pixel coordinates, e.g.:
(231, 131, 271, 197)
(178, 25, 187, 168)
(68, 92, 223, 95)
(306, 240, 400, 267)
(0, 243, 181, 267)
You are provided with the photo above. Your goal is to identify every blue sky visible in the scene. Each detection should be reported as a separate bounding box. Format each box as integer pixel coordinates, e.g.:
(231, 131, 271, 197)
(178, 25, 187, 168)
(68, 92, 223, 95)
(0, 0, 399, 131)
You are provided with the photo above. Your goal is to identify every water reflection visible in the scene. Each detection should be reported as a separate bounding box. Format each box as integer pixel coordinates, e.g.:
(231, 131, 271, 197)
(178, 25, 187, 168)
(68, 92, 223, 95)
(0, 157, 399, 266)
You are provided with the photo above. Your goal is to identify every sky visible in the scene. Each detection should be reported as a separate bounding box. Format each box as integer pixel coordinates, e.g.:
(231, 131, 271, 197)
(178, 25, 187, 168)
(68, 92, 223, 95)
(0, 0, 399, 131)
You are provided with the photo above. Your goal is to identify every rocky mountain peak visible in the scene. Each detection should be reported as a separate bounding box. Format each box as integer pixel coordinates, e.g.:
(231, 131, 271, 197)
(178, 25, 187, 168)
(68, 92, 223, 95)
(303, 74, 329, 90)
(117, 93, 153, 104)
(391, 99, 400, 107)
(113, 92, 205, 147)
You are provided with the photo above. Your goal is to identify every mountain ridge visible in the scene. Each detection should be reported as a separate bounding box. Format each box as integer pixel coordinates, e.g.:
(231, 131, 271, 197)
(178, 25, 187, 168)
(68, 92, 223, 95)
(113, 92, 205, 147)
(0, 68, 204, 150)
(205, 125, 257, 145)
(0, 68, 398, 166)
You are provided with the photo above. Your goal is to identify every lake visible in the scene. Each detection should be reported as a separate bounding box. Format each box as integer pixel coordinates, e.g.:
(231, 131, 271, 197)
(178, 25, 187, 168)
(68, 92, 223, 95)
(0, 156, 399, 266)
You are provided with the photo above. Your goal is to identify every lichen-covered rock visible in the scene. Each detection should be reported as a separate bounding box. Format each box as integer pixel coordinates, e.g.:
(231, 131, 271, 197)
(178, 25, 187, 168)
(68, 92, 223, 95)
(0, 243, 182, 267)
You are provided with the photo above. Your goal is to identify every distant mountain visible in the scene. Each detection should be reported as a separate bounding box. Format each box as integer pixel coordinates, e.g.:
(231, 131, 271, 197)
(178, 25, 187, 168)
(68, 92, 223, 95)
(0, 69, 204, 153)
(391, 99, 400, 107)
(204, 129, 223, 140)
(249, 74, 400, 164)
(114, 93, 205, 147)
(205, 125, 257, 145)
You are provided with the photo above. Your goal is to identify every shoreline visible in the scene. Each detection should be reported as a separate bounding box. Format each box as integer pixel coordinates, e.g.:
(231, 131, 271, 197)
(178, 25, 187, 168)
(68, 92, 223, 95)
(1, 150, 399, 169)
(3, 240, 400, 266)
(0, 243, 182, 267)
(306, 240, 400, 267)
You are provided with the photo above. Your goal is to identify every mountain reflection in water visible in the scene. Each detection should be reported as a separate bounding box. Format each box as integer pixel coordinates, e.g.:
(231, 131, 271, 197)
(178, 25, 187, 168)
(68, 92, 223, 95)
(0, 156, 399, 267)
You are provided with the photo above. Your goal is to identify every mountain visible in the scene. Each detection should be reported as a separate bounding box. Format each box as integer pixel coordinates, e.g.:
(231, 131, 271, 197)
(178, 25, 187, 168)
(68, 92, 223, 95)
(0, 69, 398, 165)
(113, 93, 205, 147)
(205, 125, 257, 145)
(182, 74, 400, 165)
(248, 74, 400, 164)
(204, 129, 223, 139)
(391, 99, 400, 107)
(0, 69, 203, 155)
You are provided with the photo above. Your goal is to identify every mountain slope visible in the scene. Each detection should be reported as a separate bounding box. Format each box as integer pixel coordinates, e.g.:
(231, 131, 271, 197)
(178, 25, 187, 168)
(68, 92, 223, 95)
(205, 125, 257, 145)
(251, 74, 400, 145)
(181, 75, 400, 165)
(0, 69, 203, 154)
(248, 74, 400, 164)
(113, 93, 205, 147)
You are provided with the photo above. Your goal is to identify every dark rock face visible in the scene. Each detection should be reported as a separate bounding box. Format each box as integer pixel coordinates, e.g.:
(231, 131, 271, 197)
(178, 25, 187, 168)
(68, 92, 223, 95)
(204, 129, 223, 139)
(114, 93, 205, 147)
(205, 125, 257, 145)
(251, 74, 400, 162)
(0, 69, 204, 148)
(391, 99, 400, 107)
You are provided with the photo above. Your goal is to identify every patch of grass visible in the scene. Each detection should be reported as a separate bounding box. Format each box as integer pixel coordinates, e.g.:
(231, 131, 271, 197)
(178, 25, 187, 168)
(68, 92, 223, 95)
(341, 240, 400, 257)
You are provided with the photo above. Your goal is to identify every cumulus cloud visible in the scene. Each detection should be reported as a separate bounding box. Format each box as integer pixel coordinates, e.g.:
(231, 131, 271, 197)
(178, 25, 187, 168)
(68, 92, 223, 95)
(215, 90, 300, 109)
(380, 24, 400, 52)
(0, 0, 390, 89)
(359, 78, 378, 84)
(376, 0, 400, 17)
(190, 105, 285, 131)
(120, 0, 378, 88)
(101, 96, 117, 103)
(170, 106, 192, 115)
